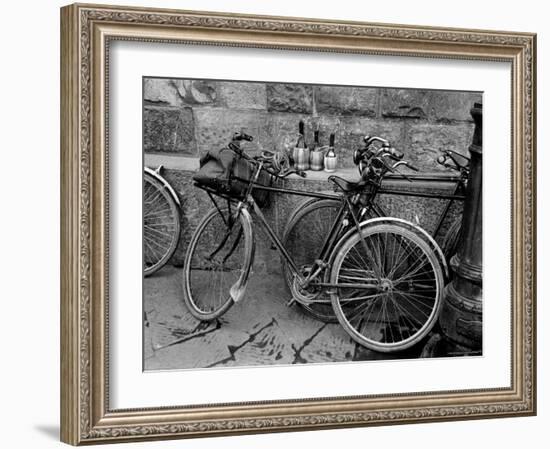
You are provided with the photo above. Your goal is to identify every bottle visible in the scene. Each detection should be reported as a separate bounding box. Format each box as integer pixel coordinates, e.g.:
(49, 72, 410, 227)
(293, 120, 310, 171)
(324, 133, 337, 173)
(310, 130, 325, 171)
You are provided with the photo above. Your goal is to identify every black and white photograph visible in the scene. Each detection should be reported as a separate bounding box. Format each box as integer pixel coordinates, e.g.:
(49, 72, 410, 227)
(142, 77, 483, 370)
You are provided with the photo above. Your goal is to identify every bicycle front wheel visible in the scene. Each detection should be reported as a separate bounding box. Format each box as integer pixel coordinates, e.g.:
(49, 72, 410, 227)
(144, 171, 180, 277)
(330, 222, 444, 352)
(183, 207, 253, 321)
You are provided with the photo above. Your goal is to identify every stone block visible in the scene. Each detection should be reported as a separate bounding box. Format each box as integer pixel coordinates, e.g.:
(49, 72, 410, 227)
(219, 81, 267, 110)
(194, 108, 270, 155)
(266, 113, 314, 154)
(428, 91, 483, 123)
(143, 106, 197, 154)
(406, 123, 474, 171)
(315, 85, 378, 117)
(381, 88, 482, 122)
(144, 78, 220, 107)
(266, 83, 313, 113)
(381, 88, 430, 119)
(144, 78, 182, 107)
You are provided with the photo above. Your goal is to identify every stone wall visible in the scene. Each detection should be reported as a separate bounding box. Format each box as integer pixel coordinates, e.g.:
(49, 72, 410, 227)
(143, 78, 478, 272)
(144, 78, 482, 170)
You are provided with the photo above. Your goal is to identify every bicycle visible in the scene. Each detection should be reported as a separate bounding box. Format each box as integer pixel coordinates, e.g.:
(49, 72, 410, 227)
(282, 135, 469, 322)
(183, 132, 448, 353)
(143, 166, 181, 277)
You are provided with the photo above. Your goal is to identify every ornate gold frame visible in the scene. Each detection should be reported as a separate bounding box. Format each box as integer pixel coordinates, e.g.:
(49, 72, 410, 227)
(60, 3, 536, 445)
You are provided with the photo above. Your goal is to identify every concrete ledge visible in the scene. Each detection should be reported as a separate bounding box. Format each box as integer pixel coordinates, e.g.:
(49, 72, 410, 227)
(145, 152, 460, 193)
(145, 153, 200, 171)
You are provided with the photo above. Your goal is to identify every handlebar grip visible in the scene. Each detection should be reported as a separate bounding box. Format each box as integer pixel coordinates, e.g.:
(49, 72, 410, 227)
(365, 136, 390, 147)
(389, 147, 404, 160)
(232, 131, 253, 142)
(329, 133, 335, 147)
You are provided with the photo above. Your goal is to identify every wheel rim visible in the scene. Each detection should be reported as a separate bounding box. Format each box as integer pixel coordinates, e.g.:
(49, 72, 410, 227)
(143, 174, 180, 275)
(331, 225, 442, 351)
(186, 209, 246, 315)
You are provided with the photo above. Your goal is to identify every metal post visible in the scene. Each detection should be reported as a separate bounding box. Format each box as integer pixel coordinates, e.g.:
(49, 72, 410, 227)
(439, 103, 483, 350)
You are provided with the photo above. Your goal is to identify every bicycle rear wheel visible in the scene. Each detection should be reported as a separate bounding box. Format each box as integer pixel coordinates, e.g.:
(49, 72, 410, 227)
(183, 207, 253, 321)
(330, 222, 444, 352)
(143, 171, 180, 277)
(281, 198, 344, 322)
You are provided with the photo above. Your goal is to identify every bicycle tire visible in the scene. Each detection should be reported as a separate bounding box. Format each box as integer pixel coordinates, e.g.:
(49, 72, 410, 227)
(281, 198, 345, 322)
(329, 222, 444, 352)
(143, 171, 181, 277)
(183, 207, 254, 321)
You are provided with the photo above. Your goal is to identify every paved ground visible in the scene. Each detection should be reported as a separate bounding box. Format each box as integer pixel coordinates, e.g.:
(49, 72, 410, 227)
(143, 265, 446, 371)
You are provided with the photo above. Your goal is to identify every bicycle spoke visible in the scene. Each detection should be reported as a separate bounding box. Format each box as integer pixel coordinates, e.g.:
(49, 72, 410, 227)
(143, 174, 180, 275)
(386, 235, 417, 279)
(346, 295, 381, 324)
(185, 208, 248, 318)
(393, 290, 436, 310)
(392, 291, 432, 320)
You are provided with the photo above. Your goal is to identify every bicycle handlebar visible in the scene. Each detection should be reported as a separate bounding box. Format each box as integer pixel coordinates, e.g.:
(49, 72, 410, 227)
(374, 146, 404, 160)
(436, 149, 470, 175)
(356, 135, 420, 183)
(364, 135, 389, 147)
(227, 135, 307, 180)
(390, 160, 417, 171)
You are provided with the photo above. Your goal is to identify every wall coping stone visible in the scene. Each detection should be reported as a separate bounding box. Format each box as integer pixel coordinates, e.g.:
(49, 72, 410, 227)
(146, 153, 459, 192)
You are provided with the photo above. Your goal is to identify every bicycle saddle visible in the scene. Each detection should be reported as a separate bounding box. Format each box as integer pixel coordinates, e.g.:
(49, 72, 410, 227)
(328, 175, 361, 193)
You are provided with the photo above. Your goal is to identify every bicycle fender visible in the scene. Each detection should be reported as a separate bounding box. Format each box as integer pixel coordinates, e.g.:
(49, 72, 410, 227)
(328, 216, 450, 281)
(229, 206, 255, 303)
(144, 166, 181, 208)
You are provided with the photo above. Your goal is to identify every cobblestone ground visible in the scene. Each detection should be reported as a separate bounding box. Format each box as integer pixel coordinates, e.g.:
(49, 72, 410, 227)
(143, 266, 443, 370)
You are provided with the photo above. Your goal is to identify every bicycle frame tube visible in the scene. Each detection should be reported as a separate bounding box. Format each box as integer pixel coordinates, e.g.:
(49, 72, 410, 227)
(432, 182, 464, 237)
(240, 181, 340, 200)
(377, 187, 464, 201)
(248, 194, 350, 284)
